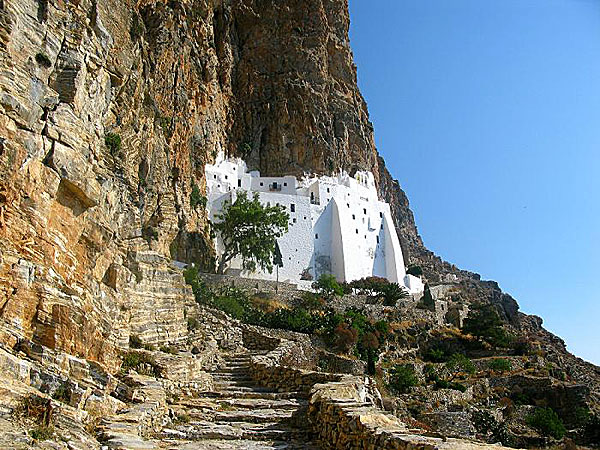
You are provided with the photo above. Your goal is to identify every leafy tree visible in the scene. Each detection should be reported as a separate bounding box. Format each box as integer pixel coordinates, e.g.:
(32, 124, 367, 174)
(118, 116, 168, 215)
(526, 407, 566, 439)
(462, 303, 513, 348)
(105, 132, 121, 155)
(488, 358, 512, 372)
(381, 282, 409, 306)
(445, 353, 476, 381)
(212, 191, 288, 274)
(389, 365, 418, 393)
(313, 274, 344, 301)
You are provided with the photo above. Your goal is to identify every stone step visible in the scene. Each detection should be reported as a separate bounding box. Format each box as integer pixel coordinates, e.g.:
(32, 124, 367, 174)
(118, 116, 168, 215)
(159, 438, 319, 449)
(213, 408, 296, 424)
(199, 391, 307, 400)
(164, 421, 308, 442)
(212, 374, 254, 382)
(216, 398, 307, 410)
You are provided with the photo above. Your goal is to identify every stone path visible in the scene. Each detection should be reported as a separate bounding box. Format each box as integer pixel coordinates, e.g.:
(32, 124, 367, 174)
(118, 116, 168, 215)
(159, 352, 319, 449)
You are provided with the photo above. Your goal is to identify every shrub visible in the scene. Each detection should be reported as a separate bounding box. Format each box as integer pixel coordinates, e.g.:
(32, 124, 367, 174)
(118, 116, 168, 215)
(488, 358, 512, 372)
(526, 407, 566, 439)
(381, 283, 408, 306)
(424, 347, 447, 363)
(35, 52, 52, 68)
(406, 265, 423, 276)
(29, 425, 54, 441)
(462, 303, 513, 348)
(313, 274, 344, 301)
(333, 323, 358, 353)
(121, 351, 161, 377)
(187, 317, 200, 331)
(105, 132, 122, 155)
(190, 183, 207, 209)
(299, 292, 325, 311)
(129, 335, 143, 349)
(389, 365, 418, 393)
(445, 353, 476, 380)
(417, 284, 435, 310)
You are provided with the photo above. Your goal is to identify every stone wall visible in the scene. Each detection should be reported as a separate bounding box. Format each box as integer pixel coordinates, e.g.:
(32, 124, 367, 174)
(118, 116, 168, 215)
(245, 328, 518, 450)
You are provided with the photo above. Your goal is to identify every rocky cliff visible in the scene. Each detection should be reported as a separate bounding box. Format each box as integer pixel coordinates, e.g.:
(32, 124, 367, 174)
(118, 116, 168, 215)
(0, 0, 598, 448)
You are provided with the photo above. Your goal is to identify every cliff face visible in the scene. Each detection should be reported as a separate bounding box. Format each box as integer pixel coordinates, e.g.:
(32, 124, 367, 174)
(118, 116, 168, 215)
(0, 0, 597, 404)
(0, 0, 421, 368)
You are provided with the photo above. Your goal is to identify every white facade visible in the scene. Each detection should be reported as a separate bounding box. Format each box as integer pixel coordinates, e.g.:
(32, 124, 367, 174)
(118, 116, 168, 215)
(205, 153, 424, 294)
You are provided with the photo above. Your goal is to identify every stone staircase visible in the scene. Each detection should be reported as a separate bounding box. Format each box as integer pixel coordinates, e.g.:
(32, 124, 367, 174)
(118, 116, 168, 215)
(160, 352, 319, 449)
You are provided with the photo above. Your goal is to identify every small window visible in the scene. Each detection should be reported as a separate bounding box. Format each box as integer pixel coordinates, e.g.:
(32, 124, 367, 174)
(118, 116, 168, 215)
(315, 234, 319, 239)
(355, 229, 358, 234)
(379, 212, 383, 218)
(327, 188, 330, 193)
(347, 203, 350, 208)
(284, 182, 288, 186)
(352, 214, 355, 220)
(291, 203, 295, 212)
(381, 224, 384, 230)
(364, 235, 367, 239)
(293, 218, 297, 223)
(267, 202, 271, 207)
(225, 175, 228, 180)
(213, 175, 217, 179)
(363, 208, 367, 215)
(276, 203, 280, 207)
(260, 182, 264, 186)
(304, 216, 307, 220)
(238, 179, 242, 187)
(376, 236, 380, 243)
(218, 184, 221, 188)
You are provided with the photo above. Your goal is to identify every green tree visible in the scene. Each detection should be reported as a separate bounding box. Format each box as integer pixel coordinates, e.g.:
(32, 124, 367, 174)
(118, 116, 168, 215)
(313, 274, 344, 301)
(462, 303, 513, 348)
(526, 407, 566, 439)
(445, 353, 476, 381)
(389, 365, 418, 393)
(212, 191, 288, 274)
(381, 282, 409, 306)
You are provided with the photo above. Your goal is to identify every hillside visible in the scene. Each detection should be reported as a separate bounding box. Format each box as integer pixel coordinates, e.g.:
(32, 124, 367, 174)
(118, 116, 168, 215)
(0, 0, 598, 448)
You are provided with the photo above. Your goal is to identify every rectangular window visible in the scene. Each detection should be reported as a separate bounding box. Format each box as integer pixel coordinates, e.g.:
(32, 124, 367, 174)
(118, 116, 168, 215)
(347, 203, 350, 208)
(379, 212, 383, 218)
(225, 175, 228, 180)
(355, 229, 358, 234)
(327, 188, 330, 193)
(363, 208, 367, 215)
(293, 218, 297, 223)
(237, 179, 241, 187)
(376, 236, 380, 243)
(352, 214, 355, 220)
(284, 182, 288, 186)
(291, 203, 295, 212)
(315, 234, 319, 239)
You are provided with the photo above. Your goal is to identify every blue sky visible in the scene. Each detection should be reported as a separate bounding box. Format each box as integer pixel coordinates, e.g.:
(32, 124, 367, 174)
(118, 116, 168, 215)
(348, 0, 600, 364)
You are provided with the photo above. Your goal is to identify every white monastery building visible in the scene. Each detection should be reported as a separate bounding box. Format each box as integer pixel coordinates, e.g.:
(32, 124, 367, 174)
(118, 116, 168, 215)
(205, 153, 424, 294)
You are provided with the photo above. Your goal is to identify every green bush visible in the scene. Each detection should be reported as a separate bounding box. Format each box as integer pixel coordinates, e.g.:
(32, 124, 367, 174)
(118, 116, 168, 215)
(29, 425, 54, 441)
(190, 183, 207, 209)
(187, 316, 200, 331)
(488, 358, 512, 372)
(105, 132, 121, 155)
(424, 347, 448, 363)
(526, 407, 566, 439)
(445, 353, 476, 380)
(121, 351, 161, 377)
(313, 274, 344, 301)
(462, 303, 514, 348)
(389, 365, 418, 393)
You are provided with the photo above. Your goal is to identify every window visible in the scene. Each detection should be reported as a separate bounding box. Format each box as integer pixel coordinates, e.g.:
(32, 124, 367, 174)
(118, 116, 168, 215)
(364, 235, 367, 239)
(315, 234, 319, 239)
(213, 175, 217, 179)
(260, 182, 264, 186)
(379, 212, 383, 218)
(381, 224, 384, 230)
(225, 175, 228, 180)
(347, 203, 350, 208)
(293, 218, 297, 223)
(273, 181, 278, 189)
(284, 182, 288, 186)
(290, 203, 295, 212)
(376, 236, 379, 243)
(238, 179, 241, 187)
(327, 188, 330, 193)
(363, 208, 367, 215)
(352, 214, 355, 220)
(304, 216, 307, 220)
(355, 229, 358, 234)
